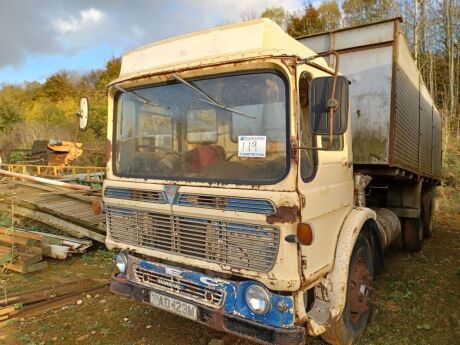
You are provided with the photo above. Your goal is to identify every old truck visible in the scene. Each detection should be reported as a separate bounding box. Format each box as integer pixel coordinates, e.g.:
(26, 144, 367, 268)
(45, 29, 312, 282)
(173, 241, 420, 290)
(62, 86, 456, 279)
(87, 17, 441, 344)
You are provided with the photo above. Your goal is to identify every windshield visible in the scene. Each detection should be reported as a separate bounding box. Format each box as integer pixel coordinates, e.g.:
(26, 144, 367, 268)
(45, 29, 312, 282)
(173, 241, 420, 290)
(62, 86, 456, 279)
(114, 72, 289, 184)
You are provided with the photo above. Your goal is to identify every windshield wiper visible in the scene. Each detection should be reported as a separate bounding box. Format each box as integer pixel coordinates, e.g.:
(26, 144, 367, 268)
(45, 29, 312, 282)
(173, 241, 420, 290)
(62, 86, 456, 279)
(114, 84, 169, 110)
(172, 73, 254, 118)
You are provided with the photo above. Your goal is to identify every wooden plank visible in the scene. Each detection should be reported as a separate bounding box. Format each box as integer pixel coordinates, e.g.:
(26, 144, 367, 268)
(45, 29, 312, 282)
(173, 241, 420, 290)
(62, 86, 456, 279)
(0, 227, 42, 241)
(14, 181, 101, 204)
(17, 252, 42, 265)
(3, 284, 109, 321)
(0, 234, 37, 246)
(43, 244, 69, 259)
(0, 279, 102, 306)
(5, 260, 47, 273)
(0, 303, 22, 316)
(16, 245, 45, 256)
(0, 246, 17, 254)
(0, 205, 105, 243)
(0, 252, 17, 265)
(38, 235, 63, 246)
(5, 199, 105, 234)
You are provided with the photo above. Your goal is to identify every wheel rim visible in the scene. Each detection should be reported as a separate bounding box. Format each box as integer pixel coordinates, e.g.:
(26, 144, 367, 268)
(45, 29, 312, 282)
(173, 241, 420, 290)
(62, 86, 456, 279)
(348, 257, 371, 323)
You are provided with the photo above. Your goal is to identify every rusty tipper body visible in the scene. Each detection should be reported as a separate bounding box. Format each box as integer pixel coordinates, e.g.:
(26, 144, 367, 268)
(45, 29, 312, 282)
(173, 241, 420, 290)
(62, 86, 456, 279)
(102, 18, 441, 344)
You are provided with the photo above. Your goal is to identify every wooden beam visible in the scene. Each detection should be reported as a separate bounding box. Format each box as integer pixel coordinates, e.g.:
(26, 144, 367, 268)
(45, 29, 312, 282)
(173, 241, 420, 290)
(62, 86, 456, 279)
(5, 261, 47, 274)
(0, 227, 42, 241)
(0, 234, 37, 246)
(0, 279, 100, 306)
(0, 205, 105, 243)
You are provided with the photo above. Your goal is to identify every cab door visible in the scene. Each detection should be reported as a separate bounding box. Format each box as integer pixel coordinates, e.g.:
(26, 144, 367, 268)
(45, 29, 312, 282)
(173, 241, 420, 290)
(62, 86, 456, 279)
(296, 67, 354, 283)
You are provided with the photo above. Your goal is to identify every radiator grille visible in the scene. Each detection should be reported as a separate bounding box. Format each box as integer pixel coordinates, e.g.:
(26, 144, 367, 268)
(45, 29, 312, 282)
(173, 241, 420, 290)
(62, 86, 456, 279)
(107, 206, 279, 272)
(104, 187, 166, 204)
(132, 264, 223, 306)
(176, 193, 276, 214)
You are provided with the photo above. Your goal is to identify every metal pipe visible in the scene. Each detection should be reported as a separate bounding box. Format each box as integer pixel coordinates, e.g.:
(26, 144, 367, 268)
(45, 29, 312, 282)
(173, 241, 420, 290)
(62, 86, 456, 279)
(0, 169, 91, 191)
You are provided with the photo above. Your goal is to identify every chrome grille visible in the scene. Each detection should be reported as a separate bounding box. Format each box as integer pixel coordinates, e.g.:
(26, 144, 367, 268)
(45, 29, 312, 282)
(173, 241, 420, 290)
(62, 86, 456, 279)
(176, 193, 275, 214)
(106, 206, 279, 272)
(132, 265, 223, 306)
(104, 187, 166, 204)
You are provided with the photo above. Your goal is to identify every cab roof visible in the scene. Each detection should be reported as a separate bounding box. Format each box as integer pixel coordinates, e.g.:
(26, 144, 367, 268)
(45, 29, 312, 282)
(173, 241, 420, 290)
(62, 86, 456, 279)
(116, 18, 323, 83)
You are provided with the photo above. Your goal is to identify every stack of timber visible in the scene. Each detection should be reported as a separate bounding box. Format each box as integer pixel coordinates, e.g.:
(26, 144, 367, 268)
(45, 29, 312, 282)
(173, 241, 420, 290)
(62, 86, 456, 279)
(0, 179, 105, 243)
(0, 226, 92, 273)
(0, 228, 48, 273)
(0, 279, 109, 322)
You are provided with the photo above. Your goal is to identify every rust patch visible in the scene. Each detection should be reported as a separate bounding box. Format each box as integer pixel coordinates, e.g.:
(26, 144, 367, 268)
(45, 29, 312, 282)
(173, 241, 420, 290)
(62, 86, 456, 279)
(290, 136, 299, 164)
(92, 200, 104, 216)
(281, 57, 297, 75)
(266, 206, 300, 224)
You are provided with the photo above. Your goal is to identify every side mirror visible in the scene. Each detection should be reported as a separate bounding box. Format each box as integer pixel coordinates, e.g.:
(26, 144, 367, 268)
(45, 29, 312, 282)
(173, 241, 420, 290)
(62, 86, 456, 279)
(310, 76, 348, 135)
(78, 97, 89, 132)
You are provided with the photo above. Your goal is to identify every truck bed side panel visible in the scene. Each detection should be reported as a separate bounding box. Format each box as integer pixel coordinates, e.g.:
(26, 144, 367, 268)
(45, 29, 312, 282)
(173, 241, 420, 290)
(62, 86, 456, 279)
(394, 37, 420, 173)
(297, 18, 442, 180)
(432, 107, 442, 177)
(342, 46, 393, 164)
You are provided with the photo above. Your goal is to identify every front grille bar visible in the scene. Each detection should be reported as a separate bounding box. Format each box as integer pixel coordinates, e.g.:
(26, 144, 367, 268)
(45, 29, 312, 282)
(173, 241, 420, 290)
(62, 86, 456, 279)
(107, 206, 279, 272)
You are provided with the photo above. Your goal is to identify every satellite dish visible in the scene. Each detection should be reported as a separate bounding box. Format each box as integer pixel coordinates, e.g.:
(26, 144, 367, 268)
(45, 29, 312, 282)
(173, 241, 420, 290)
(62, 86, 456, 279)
(78, 97, 89, 131)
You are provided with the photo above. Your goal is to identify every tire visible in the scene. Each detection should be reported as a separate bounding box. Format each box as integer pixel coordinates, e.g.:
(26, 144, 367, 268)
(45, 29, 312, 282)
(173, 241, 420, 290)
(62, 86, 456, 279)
(403, 217, 424, 252)
(421, 193, 434, 239)
(321, 234, 373, 345)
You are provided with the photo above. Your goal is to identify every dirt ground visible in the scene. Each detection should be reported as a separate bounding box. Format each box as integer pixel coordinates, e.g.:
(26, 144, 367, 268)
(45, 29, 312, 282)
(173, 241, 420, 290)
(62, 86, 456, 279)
(0, 215, 459, 345)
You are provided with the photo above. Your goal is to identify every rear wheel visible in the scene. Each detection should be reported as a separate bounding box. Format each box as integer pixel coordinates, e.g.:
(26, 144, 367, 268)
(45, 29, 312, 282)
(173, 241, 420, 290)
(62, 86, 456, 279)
(421, 192, 434, 239)
(321, 234, 373, 345)
(403, 217, 424, 252)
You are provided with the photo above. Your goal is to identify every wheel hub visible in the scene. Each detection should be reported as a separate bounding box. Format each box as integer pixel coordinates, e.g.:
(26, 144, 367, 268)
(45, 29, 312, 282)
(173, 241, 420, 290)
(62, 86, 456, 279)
(348, 257, 371, 323)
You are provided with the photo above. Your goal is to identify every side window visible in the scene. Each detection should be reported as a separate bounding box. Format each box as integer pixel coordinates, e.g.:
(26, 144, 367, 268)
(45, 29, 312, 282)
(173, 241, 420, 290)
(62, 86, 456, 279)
(299, 72, 315, 181)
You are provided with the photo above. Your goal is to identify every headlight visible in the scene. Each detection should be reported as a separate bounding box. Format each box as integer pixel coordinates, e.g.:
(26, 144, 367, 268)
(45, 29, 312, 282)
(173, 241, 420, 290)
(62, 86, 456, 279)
(245, 285, 271, 315)
(114, 252, 128, 273)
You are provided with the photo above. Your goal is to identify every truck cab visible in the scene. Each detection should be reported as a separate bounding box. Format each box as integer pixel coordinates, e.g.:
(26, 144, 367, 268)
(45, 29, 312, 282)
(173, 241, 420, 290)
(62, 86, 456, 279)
(99, 18, 440, 345)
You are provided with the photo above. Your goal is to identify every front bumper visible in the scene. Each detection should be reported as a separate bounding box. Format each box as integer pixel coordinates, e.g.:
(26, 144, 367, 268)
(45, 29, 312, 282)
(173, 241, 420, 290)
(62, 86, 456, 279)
(111, 278, 306, 345)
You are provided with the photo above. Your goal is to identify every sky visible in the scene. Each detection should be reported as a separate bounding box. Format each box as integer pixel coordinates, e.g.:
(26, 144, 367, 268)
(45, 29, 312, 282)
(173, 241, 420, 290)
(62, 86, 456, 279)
(0, 0, 305, 85)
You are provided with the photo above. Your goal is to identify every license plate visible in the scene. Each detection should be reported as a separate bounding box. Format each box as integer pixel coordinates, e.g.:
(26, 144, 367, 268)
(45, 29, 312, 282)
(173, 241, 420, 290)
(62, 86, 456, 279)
(149, 291, 197, 320)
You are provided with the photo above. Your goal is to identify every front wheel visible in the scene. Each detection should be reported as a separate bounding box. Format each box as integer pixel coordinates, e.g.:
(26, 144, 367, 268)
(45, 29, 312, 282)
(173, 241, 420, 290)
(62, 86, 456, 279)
(321, 233, 373, 345)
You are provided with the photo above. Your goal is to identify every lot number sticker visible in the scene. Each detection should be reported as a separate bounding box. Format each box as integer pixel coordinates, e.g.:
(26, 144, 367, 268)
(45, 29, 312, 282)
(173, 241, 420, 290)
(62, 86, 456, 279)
(238, 136, 266, 157)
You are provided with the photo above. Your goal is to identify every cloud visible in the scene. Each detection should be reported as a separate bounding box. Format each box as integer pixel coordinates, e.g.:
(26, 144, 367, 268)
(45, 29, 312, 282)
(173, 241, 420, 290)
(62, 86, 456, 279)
(0, 0, 304, 70)
(54, 8, 105, 34)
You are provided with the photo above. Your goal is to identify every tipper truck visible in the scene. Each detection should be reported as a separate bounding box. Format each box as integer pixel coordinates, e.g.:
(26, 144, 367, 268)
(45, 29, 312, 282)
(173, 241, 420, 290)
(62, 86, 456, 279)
(82, 17, 441, 344)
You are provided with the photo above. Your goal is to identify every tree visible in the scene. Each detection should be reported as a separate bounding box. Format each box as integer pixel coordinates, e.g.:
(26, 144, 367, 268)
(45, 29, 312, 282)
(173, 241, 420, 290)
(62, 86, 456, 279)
(342, 0, 399, 26)
(318, 1, 342, 31)
(287, 4, 325, 37)
(0, 85, 24, 133)
(261, 6, 289, 30)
